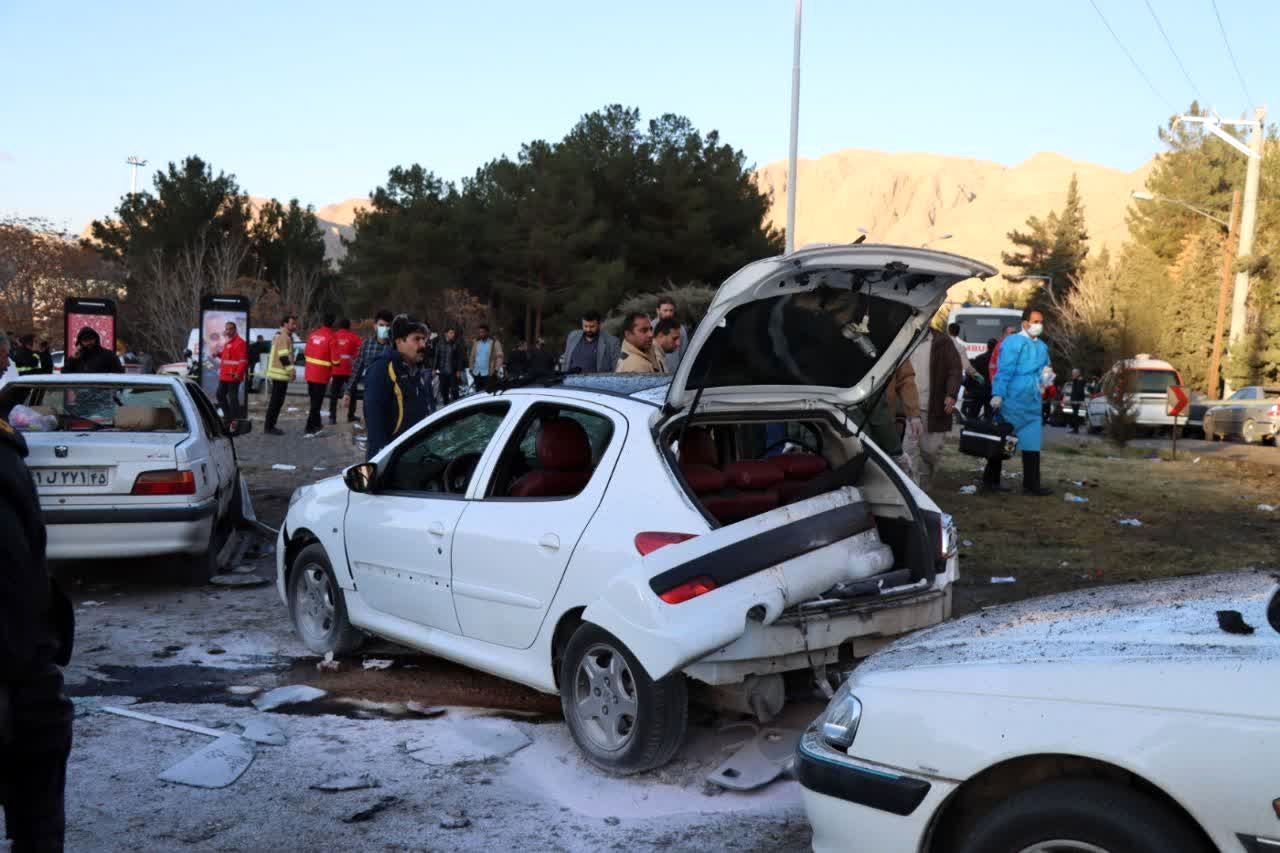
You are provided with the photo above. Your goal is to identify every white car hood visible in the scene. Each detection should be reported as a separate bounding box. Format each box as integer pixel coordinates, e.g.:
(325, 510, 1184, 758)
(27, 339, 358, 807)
(855, 571, 1280, 718)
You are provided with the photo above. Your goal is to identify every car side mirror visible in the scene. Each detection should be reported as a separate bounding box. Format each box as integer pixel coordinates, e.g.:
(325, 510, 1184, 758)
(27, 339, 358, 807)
(344, 462, 376, 494)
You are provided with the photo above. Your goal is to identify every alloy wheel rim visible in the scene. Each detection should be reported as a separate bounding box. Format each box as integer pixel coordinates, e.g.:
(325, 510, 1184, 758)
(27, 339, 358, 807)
(1244, 420, 1257, 441)
(572, 643, 639, 752)
(296, 563, 336, 643)
(1017, 842, 1110, 853)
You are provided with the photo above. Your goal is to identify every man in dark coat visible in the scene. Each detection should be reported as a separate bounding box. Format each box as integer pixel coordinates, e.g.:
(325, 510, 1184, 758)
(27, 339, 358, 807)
(0, 412, 75, 852)
(364, 316, 432, 459)
(62, 327, 123, 374)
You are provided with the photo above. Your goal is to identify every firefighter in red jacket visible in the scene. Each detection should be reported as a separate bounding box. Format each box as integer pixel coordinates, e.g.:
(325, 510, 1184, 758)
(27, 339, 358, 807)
(216, 321, 248, 422)
(328, 318, 361, 425)
(303, 313, 336, 435)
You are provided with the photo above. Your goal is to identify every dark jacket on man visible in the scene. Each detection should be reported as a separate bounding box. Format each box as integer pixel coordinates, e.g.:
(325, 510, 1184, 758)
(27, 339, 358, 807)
(433, 337, 465, 376)
(561, 330, 621, 373)
(62, 331, 123, 375)
(12, 345, 51, 377)
(363, 349, 432, 459)
(528, 344, 556, 375)
(1, 416, 74, 851)
(1066, 377, 1088, 403)
(923, 328, 964, 433)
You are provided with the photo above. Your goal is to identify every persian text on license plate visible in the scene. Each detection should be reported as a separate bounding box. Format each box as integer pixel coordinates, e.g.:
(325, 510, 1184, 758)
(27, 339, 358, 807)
(32, 468, 109, 487)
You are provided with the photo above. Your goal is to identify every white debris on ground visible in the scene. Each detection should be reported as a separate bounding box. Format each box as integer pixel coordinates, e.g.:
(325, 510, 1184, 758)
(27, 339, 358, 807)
(1258, 504, 1277, 512)
(405, 717, 532, 765)
(1064, 493, 1088, 504)
(253, 684, 327, 711)
(361, 658, 393, 671)
(990, 576, 1016, 584)
(959, 485, 978, 495)
(271, 463, 298, 471)
(1117, 518, 1144, 527)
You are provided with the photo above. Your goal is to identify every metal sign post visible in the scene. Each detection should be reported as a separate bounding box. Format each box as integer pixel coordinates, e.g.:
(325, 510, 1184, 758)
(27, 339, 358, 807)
(1167, 385, 1189, 461)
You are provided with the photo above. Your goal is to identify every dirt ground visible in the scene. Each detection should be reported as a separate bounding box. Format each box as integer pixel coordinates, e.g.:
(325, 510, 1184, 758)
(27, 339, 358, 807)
(930, 430, 1280, 615)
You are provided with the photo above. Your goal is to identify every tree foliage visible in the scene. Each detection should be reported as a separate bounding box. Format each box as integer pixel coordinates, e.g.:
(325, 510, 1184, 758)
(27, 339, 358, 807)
(1002, 174, 1090, 316)
(341, 105, 782, 343)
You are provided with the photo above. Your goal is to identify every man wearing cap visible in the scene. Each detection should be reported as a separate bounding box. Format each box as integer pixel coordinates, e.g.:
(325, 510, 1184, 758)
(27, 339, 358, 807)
(363, 316, 432, 459)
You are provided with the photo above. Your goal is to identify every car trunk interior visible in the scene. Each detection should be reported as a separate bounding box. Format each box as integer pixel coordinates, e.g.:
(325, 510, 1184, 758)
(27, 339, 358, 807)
(662, 413, 942, 601)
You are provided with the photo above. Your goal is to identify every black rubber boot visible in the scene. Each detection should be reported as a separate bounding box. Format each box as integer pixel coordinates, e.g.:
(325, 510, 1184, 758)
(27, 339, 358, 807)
(1022, 451, 1052, 496)
(980, 457, 1010, 493)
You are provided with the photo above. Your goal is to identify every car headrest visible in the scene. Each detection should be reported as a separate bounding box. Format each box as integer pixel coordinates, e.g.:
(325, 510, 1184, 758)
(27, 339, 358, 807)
(115, 406, 177, 431)
(680, 427, 717, 467)
(537, 418, 591, 471)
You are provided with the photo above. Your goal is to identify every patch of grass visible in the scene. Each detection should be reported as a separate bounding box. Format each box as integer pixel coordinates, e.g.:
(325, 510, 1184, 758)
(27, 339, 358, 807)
(933, 443, 1279, 616)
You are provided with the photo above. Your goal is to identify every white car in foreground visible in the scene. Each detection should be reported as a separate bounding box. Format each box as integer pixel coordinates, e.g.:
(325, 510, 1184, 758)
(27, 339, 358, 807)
(2, 373, 247, 583)
(798, 571, 1280, 853)
(279, 244, 996, 773)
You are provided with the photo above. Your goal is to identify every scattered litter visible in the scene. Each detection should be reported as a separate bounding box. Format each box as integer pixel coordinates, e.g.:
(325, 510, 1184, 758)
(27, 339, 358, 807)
(239, 717, 287, 746)
(317, 651, 341, 673)
(1106, 456, 1121, 461)
(228, 685, 261, 696)
(439, 811, 471, 830)
(1117, 518, 1143, 527)
(959, 485, 978, 495)
(406, 702, 446, 718)
(1258, 504, 1277, 512)
(1193, 457, 1202, 464)
(1216, 610, 1255, 635)
(207, 647, 226, 655)
(101, 705, 225, 739)
(604, 816, 621, 826)
(342, 795, 400, 824)
(1064, 493, 1089, 504)
(1059, 561, 1070, 568)
(210, 573, 269, 587)
(271, 463, 297, 471)
(362, 658, 393, 671)
(990, 576, 1017, 584)
(232, 564, 257, 575)
(1002, 471, 1022, 480)
(286, 407, 300, 413)
(1080, 570, 1104, 581)
(159, 734, 256, 789)
(405, 718, 532, 766)
(80, 600, 104, 607)
(962, 540, 974, 548)
(252, 684, 327, 712)
(312, 773, 380, 793)
(706, 727, 799, 791)
(353, 423, 365, 432)
(72, 695, 137, 717)
(313, 466, 328, 471)
(152, 643, 184, 659)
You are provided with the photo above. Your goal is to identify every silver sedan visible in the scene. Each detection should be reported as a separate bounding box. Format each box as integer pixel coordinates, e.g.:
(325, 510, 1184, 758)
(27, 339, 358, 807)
(1203, 385, 1280, 444)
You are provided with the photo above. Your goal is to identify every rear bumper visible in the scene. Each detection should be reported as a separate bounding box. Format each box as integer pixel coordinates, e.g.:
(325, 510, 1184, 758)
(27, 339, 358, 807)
(44, 497, 217, 560)
(683, 572, 953, 686)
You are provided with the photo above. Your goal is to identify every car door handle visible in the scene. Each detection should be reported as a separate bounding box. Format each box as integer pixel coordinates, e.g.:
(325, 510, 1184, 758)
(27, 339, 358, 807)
(428, 522, 448, 537)
(538, 534, 560, 551)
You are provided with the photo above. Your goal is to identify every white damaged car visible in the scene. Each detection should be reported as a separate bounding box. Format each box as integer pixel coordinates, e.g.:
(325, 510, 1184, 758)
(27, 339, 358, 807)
(798, 571, 1280, 853)
(278, 244, 996, 773)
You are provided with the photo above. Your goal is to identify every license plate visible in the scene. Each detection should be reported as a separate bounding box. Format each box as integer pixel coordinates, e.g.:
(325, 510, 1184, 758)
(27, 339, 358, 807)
(32, 468, 110, 487)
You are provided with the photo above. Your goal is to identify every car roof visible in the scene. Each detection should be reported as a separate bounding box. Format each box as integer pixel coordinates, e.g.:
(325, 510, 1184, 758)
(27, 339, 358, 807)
(15, 373, 182, 386)
(476, 374, 671, 414)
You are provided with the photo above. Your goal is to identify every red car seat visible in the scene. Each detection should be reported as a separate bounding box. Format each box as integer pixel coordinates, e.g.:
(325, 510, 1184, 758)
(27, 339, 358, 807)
(509, 419, 593, 498)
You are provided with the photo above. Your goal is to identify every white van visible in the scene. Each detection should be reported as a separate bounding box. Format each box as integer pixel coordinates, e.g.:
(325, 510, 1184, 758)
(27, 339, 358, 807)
(948, 304, 1023, 359)
(1086, 355, 1184, 433)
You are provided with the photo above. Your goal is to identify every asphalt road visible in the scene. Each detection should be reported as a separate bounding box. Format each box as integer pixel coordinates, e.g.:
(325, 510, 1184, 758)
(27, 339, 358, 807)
(1041, 423, 1280, 467)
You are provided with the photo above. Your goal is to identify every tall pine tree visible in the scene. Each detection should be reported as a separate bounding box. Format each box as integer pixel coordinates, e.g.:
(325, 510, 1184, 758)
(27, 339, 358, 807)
(1001, 174, 1090, 316)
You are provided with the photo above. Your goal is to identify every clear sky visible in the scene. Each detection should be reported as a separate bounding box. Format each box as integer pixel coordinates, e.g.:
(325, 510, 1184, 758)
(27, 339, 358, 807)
(2, 0, 1275, 231)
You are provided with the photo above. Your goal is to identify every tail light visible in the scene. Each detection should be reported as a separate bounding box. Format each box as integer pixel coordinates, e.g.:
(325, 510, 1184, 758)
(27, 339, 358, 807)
(1268, 404, 1280, 418)
(634, 531, 697, 556)
(658, 576, 718, 605)
(132, 469, 196, 496)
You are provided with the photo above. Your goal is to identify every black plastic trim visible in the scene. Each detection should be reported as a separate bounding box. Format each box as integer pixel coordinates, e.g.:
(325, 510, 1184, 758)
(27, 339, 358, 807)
(43, 497, 217, 525)
(648, 500, 876, 595)
(796, 737, 930, 816)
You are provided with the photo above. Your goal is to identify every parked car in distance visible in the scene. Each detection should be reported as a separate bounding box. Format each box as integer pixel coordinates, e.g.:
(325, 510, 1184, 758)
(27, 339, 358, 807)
(2, 373, 248, 583)
(1085, 355, 1183, 434)
(798, 571, 1280, 853)
(279, 244, 995, 774)
(1202, 385, 1280, 445)
(1187, 385, 1275, 437)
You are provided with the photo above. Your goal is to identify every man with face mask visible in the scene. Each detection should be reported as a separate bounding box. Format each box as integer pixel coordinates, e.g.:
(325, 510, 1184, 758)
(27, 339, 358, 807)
(342, 309, 394, 424)
(986, 308, 1053, 496)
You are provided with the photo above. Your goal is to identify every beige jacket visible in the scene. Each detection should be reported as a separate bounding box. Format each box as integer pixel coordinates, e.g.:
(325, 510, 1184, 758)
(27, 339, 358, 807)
(615, 339, 663, 374)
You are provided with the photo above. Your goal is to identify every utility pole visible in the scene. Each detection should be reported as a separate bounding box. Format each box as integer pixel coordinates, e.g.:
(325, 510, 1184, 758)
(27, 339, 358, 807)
(784, 0, 802, 255)
(126, 155, 148, 195)
(1174, 107, 1265, 395)
(1205, 189, 1241, 397)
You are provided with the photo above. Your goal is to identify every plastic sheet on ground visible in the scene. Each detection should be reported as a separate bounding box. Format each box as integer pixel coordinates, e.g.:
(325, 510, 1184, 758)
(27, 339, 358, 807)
(158, 734, 256, 789)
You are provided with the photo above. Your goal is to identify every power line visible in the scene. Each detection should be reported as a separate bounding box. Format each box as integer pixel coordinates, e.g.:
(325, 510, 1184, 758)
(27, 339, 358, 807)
(1087, 0, 1176, 111)
(1143, 0, 1202, 103)
(1210, 0, 1253, 105)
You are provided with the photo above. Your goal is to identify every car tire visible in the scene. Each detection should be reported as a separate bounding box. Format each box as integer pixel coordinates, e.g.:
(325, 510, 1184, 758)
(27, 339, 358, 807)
(288, 543, 364, 656)
(1242, 419, 1260, 444)
(558, 623, 688, 776)
(957, 779, 1208, 853)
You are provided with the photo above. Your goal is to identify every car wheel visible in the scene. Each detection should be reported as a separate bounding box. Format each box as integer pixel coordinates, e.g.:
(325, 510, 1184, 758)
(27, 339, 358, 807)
(1242, 419, 1260, 444)
(957, 779, 1208, 853)
(288, 543, 364, 656)
(558, 623, 688, 775)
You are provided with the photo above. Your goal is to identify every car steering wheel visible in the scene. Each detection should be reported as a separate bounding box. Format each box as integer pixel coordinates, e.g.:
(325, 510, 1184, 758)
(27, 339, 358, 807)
(442, 453, 482, 494)
(762, 431, 822, 457)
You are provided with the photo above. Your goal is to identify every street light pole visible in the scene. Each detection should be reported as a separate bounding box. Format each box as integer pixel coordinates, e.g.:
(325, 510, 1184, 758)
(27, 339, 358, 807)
(126, 155, 148, 195)
(784, 0, 802, 255)
(1206, 190, 1242, 397)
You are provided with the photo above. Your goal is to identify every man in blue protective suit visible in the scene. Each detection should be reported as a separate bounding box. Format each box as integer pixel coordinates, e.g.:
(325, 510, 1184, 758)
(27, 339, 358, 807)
(984, 308, 1053, 496)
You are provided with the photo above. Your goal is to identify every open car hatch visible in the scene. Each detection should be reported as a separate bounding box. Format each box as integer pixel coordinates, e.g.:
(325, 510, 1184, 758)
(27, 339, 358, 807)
(664, 244, 996, 413)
